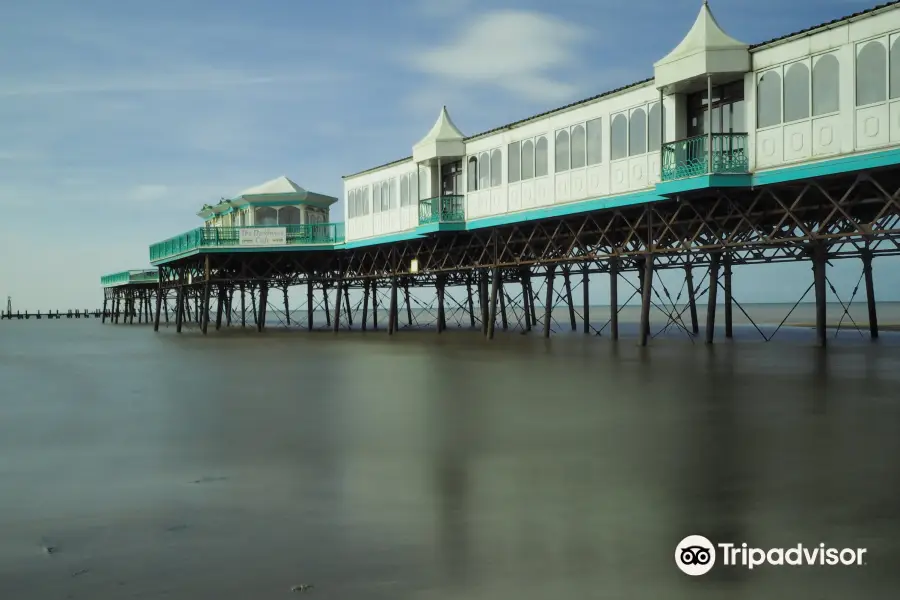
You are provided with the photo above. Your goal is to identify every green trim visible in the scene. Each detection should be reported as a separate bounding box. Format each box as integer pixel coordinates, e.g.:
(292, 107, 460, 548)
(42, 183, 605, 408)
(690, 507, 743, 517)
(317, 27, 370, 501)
(752, 146, 900, 186)
(654, 174, 752, 196)
(101, 269, 159, 287)
(416, 221, 467, 234)
(341, 230, 425, 249)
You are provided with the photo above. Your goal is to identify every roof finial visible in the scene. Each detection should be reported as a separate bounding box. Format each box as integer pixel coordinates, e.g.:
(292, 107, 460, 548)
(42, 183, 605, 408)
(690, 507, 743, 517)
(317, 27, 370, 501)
(703, 0, 708, 5)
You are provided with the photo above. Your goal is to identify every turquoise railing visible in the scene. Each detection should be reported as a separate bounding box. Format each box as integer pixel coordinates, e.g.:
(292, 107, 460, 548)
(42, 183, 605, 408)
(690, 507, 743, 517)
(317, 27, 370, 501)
(101, 270, 159, 287)
(418, 195, 466, 225)
(660, 132, 749, 182)
(149, 223, 345, 263)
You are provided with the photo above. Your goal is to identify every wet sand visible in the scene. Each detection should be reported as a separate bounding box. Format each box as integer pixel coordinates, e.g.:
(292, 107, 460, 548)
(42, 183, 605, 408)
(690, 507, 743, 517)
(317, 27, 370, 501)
(1, 319, 900, 599)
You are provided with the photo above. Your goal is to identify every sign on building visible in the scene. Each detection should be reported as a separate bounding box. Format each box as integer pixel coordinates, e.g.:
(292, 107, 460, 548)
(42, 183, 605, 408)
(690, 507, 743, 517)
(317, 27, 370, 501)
(239, 227, 287, 246)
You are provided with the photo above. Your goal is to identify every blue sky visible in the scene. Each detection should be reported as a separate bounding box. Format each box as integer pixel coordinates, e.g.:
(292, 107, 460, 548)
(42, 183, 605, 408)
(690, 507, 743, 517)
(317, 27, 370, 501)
(0, 0, 897, 309)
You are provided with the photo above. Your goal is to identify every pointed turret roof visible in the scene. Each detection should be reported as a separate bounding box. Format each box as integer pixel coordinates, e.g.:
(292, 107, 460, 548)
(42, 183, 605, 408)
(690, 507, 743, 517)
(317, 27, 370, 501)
(413, 106, 467, 164)
(415, 106, 464, 147)
(654, 1, 750, 91)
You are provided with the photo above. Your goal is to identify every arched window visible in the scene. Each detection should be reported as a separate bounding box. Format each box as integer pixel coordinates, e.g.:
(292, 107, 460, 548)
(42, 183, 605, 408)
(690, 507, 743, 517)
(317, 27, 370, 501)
(350, 190, 357, 218)
(373, 182, 381, 212)
(490, 149, 502, 186)
(812, 54, 840, 116)
(535, 136, 548, 177)
(521, 140, 534, 180)
(891, 39, 900, 99)
(363, 188, 370, 215)
(479, 152, 490, 189)
(784, 61, 810, 122)
(757, 70, 782, 128)
(856, 41, 886, 106)
(279, 205, 302, 225)
(555, 129, 570, 172)
(347, 190, 353, 218)
(390, 178, 398, 209)
(467, 156, 478, 191)
(629, 108, 646, 156)
(410, 171, 418, 203)
(586, 118, 602, 165)
(508, 141, 521, 183)
(610, 114, 627, 160)
(255, 207, 277, 225)
(571, 125, 586, 169)
(400, 175, 408, 207)
(648, 103, 662, 152)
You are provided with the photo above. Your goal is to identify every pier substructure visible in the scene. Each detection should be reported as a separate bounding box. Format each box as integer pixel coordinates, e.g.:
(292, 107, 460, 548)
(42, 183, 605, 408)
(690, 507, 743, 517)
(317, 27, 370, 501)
(148, 166, 900, 344)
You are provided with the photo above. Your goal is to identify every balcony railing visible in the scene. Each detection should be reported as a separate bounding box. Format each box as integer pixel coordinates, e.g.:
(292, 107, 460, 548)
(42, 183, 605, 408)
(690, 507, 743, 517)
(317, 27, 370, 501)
(418, 195, 465, 226)
(660, 132, 749, 182)
(149, 223, 345, 263)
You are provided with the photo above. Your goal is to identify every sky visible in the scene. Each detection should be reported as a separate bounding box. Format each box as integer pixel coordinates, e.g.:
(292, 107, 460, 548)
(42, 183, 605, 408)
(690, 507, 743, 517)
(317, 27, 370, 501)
(0, 0, 897, 310)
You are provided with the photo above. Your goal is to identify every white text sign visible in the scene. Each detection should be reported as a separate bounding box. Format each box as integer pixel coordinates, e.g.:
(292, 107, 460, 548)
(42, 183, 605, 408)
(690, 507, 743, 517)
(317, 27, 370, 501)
(239, 227, 287, 246)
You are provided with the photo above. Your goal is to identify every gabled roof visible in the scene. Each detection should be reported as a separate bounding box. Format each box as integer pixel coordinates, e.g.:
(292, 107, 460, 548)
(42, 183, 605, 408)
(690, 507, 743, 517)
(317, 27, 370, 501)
(655, 1, 748, 68)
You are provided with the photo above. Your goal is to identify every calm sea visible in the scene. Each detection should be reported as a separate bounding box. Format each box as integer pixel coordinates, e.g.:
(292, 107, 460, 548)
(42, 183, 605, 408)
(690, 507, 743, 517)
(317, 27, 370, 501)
(1, 310, 899, 599)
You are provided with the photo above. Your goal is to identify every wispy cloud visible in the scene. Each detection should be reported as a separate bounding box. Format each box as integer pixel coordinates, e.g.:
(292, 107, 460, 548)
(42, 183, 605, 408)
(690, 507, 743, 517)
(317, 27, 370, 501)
(407, 10, 588, 105)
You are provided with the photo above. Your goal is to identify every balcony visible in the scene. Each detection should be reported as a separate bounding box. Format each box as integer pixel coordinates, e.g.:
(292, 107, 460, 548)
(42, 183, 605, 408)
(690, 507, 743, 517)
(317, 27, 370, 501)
(660, 133, 749, 182)
(418, 195, 465, 226)
(149, 223, 345, 263)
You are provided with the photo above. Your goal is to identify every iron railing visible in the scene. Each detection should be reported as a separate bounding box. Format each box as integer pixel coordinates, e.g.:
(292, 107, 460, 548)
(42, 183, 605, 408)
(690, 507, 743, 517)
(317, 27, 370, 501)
(418, 195, 466, 225)
(149, 223, 345, 263)
(661, 132, 749, 182)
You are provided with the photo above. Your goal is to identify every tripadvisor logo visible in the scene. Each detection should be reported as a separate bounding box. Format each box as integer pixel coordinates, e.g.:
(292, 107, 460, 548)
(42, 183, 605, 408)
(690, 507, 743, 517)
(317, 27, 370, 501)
(675, 535, 867, 576)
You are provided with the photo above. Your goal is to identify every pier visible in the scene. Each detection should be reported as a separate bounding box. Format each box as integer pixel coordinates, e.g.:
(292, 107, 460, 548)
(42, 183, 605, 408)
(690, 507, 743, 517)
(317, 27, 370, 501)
(99, 270, 161, 325)
(108, 2, 900, 348)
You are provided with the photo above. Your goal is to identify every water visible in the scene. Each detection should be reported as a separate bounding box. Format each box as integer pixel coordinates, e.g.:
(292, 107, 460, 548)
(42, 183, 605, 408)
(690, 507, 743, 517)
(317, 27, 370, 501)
(1, 318, 899, 598)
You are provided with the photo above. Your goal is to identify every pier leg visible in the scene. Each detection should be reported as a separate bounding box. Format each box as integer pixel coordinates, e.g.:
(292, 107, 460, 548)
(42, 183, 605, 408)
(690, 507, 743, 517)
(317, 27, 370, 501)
(404, 280, 413, 326)
(164, 295, 169, 323)
(436, 275, 446, 334)
(102, 295, 108, 324)
(323, 284, 331, 328)
(466, 274, 476, 328)
(520, 269, 532, 332)
(705, 253, 720, 344)
(610, 258, 619, 341)
(685, 263, 699, 335)
(333, 279, 342, 333)
(227, 287, 233, 327)
(724, 253, 733, 339)
(201, 282, 211, 335)
(862, 250, 878, 339)
(639, 256, 654, 347)
(240, 284, 246, 328)
(251, 285, 258, 326)
(583, 265, 590, 334)
(499, 277, 508, 331)
(543, 266, 556, 338)
(175, 269, 185, 333)
(372, 282, 378, 330)
(114, 293, 120, 324)
(480, 270, 489, 335)
(307, 280, 314, 331)
(283, 285, 291, 327)
(129, 290, 136, 325)
(344, 283, 353, 327)
(137, 293, 143, 324)
(564, 266, 576, 331)
(813, 243, 827, 348)
(215, 286, 225, 331)
(258, 284, 268, 332)
(153, 279, 163, 332)
(388, 278, 398, 335)
(488, 267, 500, 340)
(361, 280, 369, 331)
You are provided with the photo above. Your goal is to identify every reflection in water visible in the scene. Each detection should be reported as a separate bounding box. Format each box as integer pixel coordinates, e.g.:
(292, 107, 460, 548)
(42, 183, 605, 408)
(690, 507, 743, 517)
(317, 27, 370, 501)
(0, 321, 899, 599)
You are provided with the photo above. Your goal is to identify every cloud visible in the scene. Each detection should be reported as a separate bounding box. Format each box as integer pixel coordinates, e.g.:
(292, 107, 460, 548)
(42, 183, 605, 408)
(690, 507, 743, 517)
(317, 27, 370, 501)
(127, 184, 170, 203)
(407, 10, 587, 104)
(0, 68, 344, 98)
